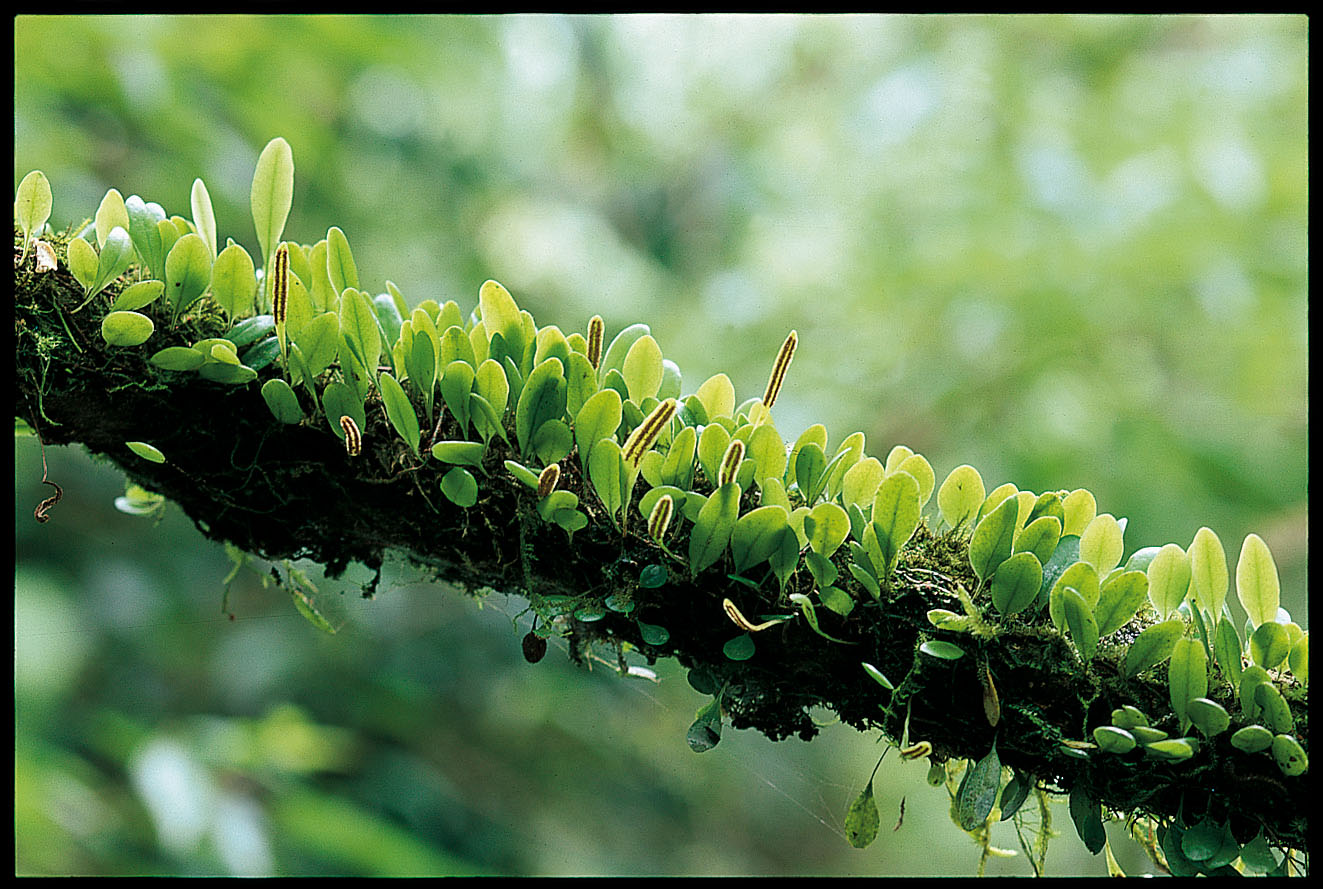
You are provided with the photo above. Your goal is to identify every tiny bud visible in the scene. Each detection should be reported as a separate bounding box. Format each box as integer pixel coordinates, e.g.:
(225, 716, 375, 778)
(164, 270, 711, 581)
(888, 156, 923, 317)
(718, 438, 745, 488)
(586, 315, 605, 370)
(340, 415, 362, 456)
(648, 494, 674, 543)
(537, 463, 561, 498)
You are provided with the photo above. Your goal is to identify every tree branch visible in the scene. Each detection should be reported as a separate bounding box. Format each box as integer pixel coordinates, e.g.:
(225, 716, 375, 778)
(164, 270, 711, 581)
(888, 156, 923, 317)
(14, 229, 1308, 860)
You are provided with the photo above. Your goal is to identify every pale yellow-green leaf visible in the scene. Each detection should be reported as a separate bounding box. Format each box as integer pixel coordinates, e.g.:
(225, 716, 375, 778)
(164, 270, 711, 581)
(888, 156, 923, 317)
(938, 463, 985, 530)
(251, 136, 294, 271)
(621, 333, 664, 403)
(841, 456, 885, 510)
(190, 178, 217, 260)
(1079, 513, 1124, 575)
(1061, 488, 1098, 537)
(95, 188, 130, 249)
(1189, 526, 1229, 618)
(1235, 532, 1279, 629)
(1169, 636, 1208, 733)
(694, 373, 736, 421)
(1146, 543, 1192, 620)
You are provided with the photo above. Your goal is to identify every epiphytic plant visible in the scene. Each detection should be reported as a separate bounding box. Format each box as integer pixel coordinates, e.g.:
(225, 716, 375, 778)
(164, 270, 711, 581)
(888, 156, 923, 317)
(14, 139, 1308, 876)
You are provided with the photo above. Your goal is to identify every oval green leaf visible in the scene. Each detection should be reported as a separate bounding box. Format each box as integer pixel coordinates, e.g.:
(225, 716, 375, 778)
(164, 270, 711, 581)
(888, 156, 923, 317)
(260, 378, 304, 425)
(1235, 532, 1279, 629)
(100, 310, 154, 347)
(991, 551, 1043, 615)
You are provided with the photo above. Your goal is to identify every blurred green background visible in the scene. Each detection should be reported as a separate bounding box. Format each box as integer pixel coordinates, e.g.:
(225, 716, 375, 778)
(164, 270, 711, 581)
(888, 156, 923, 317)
(14, 14, 1307, 876)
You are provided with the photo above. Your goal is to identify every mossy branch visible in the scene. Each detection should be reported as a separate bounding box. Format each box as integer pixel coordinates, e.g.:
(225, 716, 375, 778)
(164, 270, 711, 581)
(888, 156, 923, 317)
(13, 229, 1307, 860)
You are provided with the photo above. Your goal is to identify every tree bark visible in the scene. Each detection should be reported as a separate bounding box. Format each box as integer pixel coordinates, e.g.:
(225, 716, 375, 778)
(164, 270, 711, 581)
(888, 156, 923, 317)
(14, 232, 1308, 859)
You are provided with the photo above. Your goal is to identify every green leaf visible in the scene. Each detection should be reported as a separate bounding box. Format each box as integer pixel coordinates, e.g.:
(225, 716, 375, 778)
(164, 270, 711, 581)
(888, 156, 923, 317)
(845, 777, 880, 848)
(861, 662, 894, 691)
(621, 333, 664, 403)
(747, 423, 788, 490)
(969, 494, 1019, 583)
(110, 279, 165, 313)
(1049, 561, 1100, 630)
(290, 586, 337, 635)
(379, 372, 420, 455)
(1270, 733, 1308, 777)
(1189, 526, 1229, 619)
(125, 195, 167, 279)
(722, 633, 755, 661)
(687, 695, 723, 753)
(1186, 697, 1230, 738)
(190, 178, 217, 260)
(149, 345, 206, 371)
(998, 771, 1033, 822)
(1254, 683, 1293, 734)
(479, 280, 526, 368)
(339, 288, 383, 382)
(431, 440, 486, 468)
(841, 456, 884, 510)
(919, 639, 964, 660)
(126, 441, 166, 464)
(261, 378, 304, 424)
(895, 453, 935, 508)
(165, 232, 213, 319)
(990, 551, 1043, 615)
(1093, 569, 1149, 636)
(871, 470, 921, 578)
(100, 311, 154, 347)
(697, 422, 731, 488)
(440, 360, 476, 436)
(516, 358, 567, 457)
(295, 313, 341, 377)
(324, 225, 359, 296)
(768, 525, 801, 591)
(1125, 618, 1185, 677)
(957, 742, 1001, 831)
(15, 170, 53, 258)
(210, 243, 257, 319)
(1092, 726, 1137, 754)
(638, 620, 670, 646)
(806, 502, 850, 558)
(321, 381, 365, 440)
(1079, 513, 1124, 575)
(1230, 725, 1273, 753)
(1146, 543, 1192, 620)
(1014, 515, 1062, 566)
(90, 225, 135, 293)
(440, 467, 478, 508)
(794, 442, 827, 503)
(1212, 616, 1244, 691)
(94, 188, 130, 249)
(789, 593, 853, 644)
(405, 325, 437, 417)
(730, 505, 792, 574)
(251, 136, 295, 273)
(599, 322, 650, 383)
(475, 357, 510, 418)
(1249, 621, 1290, 669)
(689, 482, 742, 574)
(575, 387, 623, 470)
(66, 237, 98, 293)
(1068, 786, 1106, 855)
(1169, 636, 1208, 733)
(1061, 587, 1099, 662)
(1235, 532, 1279, 629)
(661, 424, 698, 489)
(1288, 633, 1308, 684)
(588, 438, 627, 525)
(531, 418, 573, 466)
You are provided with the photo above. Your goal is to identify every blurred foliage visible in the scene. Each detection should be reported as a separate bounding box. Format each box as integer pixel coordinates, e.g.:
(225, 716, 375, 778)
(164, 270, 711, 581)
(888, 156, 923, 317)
(14, 13, 1306, 876)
